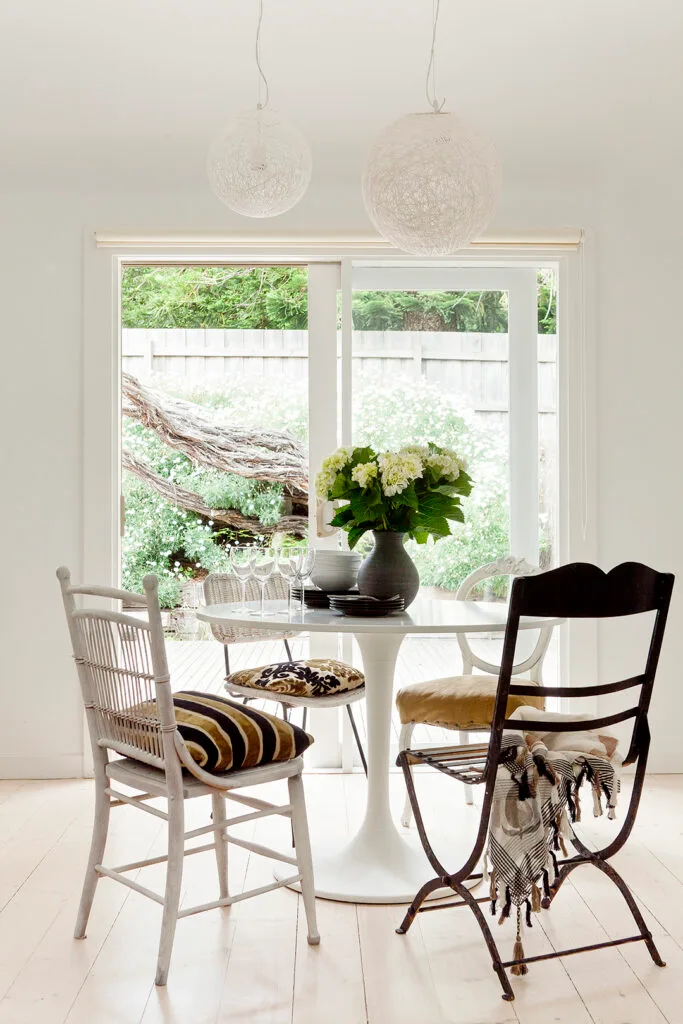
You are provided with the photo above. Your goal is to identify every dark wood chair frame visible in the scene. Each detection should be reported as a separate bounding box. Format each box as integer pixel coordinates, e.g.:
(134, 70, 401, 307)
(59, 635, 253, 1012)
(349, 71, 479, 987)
(396, 561, 674, 1002)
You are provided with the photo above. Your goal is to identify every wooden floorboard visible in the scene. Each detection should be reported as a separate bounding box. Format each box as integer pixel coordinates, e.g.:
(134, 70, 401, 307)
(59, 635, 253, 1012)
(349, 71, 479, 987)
(0, 774, 681, 1023)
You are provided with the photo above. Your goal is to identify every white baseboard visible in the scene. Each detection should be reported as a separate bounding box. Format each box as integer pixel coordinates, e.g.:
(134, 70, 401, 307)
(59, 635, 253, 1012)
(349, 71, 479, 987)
(0, 754, 85, 779)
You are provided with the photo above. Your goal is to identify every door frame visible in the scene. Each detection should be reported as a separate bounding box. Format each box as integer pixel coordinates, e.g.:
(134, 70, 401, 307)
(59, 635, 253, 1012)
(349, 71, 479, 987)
(82, 232, 596, 773)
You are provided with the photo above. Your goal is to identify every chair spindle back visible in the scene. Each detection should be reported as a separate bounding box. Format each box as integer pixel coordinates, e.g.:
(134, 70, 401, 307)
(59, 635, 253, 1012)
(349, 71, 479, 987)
(57, 567, 176, 769)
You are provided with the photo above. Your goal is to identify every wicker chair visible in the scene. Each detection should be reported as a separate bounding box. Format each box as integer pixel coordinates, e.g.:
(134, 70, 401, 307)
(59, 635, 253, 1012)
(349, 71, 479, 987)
(58, 567, 319, 986)
(203, 572, 367, 773)
(396, 556, 554, 823)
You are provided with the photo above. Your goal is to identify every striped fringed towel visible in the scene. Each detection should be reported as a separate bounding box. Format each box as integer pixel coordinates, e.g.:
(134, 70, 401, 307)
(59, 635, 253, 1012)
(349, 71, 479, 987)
(486, 708, 622, 975)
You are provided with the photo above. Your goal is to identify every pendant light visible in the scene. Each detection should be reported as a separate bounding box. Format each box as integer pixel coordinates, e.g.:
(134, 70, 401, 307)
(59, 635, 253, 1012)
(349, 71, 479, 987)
(362, 0, 501, 255)
(207, 0, 312, 218)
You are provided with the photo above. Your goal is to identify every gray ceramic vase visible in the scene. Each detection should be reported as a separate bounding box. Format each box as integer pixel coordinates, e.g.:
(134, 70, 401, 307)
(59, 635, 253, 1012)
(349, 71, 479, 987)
(357, 530, 420, 608)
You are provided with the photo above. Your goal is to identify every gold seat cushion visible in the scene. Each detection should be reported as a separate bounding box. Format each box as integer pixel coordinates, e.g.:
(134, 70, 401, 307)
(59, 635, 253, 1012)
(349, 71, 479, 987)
(396, 675, 545, 730)
(227, 659, 365, 699)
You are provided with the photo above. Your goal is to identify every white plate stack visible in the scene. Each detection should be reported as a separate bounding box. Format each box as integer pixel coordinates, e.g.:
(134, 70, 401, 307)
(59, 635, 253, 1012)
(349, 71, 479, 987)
(310, 549, 363, 592)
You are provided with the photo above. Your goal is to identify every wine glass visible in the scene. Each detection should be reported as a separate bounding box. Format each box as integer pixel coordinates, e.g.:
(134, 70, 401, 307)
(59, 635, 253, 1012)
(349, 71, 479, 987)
(277, 546, 299, 615)
(252, 546, 276, 616)
(230, 545, 255, 612)
(292, 547, 316, 617)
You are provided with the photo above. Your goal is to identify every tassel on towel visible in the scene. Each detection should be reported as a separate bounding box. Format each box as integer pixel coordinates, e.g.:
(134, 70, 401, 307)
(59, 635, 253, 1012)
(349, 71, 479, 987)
(498, 886, 512, 925)
(510, 906, 528, 976)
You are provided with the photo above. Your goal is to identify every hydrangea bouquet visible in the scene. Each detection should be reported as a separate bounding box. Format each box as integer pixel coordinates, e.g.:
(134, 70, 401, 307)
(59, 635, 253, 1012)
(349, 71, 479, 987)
(315, 443, 473, 548)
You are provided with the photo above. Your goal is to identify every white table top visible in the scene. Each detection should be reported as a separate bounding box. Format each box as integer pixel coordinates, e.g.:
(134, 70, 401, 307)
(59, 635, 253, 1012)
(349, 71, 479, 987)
(196, 595, 562, 635)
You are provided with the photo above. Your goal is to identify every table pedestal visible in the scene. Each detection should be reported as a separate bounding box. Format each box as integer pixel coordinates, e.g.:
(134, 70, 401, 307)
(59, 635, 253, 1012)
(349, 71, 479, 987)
(275, 632, 441, 904)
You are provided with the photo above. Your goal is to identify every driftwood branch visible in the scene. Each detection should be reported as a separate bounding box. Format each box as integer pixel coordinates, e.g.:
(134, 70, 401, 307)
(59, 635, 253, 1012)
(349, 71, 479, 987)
(122, 452, 308, 537)
(122, 372, 308, 499)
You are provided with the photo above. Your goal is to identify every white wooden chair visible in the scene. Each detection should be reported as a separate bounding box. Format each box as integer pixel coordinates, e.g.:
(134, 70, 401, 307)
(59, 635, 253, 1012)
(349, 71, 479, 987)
(58, 567, 319, 986)
(397, 556, 554, 825)
(203, 572, 368, 773)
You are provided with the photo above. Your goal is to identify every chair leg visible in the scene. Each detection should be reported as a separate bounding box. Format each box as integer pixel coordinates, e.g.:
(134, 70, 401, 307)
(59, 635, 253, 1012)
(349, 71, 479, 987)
(284, 638, 293, 661)
(459, 730, 474, 805)
(155, 796, 185, 986)
(591, 857, 666, 967)
(450, 880, 515, 1002)
(399, 723, 416, 827)
(288, 772, 320, 946)
(74, 776, 111, 939)
(223, 645, 230, 678)
(346, 704, 368, 776)
(212, 792, 229, 901)
(301, 706, 308, 732)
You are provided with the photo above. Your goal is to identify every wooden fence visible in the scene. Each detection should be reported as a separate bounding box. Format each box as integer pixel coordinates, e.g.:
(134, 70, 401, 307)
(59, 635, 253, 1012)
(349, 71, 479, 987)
(122, 329, 557, 436)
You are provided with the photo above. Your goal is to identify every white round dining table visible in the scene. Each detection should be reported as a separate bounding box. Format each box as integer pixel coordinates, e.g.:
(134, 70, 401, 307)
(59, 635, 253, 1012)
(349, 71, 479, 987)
(196, 596, 562, 904)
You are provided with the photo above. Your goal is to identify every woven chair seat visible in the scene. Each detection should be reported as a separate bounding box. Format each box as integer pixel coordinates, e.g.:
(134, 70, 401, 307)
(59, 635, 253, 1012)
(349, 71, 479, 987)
(396, 674, 544, 731)
(227, 658, 365, 699)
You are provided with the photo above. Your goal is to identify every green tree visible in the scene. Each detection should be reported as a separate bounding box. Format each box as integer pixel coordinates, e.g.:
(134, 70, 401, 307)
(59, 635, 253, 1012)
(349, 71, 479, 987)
(122, 266, 557, 334)
(121, 266, 309, 329)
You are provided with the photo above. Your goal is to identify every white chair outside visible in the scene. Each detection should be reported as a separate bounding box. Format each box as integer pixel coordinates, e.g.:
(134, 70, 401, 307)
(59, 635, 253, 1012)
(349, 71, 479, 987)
(203, 572, 296, 679)
(58, 566, 319, 986)
(397, 555, 553, 825)
(203, 572, 368, 773)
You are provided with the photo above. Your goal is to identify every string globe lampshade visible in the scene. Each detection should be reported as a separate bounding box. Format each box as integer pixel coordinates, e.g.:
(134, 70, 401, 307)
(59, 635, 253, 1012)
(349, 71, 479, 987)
(362, 0, 501, 256)
(207, 0, 312, 218)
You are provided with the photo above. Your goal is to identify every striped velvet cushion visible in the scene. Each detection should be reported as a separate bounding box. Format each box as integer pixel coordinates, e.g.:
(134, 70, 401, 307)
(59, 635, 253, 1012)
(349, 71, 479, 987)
(172, 690, 313, 773)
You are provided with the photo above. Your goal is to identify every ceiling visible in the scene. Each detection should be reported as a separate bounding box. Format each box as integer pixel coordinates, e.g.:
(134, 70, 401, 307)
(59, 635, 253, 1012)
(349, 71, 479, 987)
(0, 0, 681, 189)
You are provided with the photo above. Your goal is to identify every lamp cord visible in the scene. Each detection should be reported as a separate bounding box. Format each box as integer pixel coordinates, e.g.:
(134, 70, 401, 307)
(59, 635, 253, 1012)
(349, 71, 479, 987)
(255, 0, 270, 110)
(425, 0, 445, 112)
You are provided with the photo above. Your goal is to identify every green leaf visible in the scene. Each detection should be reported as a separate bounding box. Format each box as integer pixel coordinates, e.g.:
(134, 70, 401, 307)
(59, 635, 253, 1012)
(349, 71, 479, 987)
(347, 525, 370, 549)
(329, 474, 353, 500)
(329, 504, 355, 528)
(392, 481, 419, 510)
(419, 492, 461, 517)
(446, 505, 465, 523)
(349, 446, 376, 467)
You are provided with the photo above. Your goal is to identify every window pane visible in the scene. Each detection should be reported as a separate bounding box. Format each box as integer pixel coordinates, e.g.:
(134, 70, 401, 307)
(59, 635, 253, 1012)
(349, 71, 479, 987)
(120, 265, 309, 638)
(351, 288, 510, 594)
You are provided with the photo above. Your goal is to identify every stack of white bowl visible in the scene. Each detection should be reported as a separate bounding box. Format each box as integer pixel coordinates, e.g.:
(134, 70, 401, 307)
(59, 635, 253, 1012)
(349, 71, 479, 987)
(310, 549, 363, 592)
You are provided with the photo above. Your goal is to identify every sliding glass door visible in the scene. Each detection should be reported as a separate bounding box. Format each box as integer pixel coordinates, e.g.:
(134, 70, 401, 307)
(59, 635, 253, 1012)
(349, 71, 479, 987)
(117, 257, 559, 760)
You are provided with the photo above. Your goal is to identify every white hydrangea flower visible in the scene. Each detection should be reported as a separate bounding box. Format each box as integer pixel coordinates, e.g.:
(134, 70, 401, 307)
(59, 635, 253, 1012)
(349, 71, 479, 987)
(400, 444, 429, 460)
(378, 451, 424, 497)
(315, 446, 355, 497)
(315, 468, 335, 497)
(352, 461, 378, 488)
(425, 452, 461, 482)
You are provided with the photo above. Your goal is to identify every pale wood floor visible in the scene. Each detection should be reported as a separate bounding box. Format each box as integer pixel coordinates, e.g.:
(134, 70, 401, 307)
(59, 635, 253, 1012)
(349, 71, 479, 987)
(1, 771, 682, 1024)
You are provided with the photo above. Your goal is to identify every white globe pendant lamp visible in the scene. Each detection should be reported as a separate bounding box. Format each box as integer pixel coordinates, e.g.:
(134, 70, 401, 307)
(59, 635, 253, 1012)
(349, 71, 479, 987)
(362, 1, 501, 256)
(207, 0, 312, 218)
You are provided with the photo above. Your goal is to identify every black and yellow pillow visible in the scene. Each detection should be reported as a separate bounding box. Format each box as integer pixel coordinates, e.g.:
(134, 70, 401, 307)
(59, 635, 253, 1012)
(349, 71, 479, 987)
(172, 690, 313, 773)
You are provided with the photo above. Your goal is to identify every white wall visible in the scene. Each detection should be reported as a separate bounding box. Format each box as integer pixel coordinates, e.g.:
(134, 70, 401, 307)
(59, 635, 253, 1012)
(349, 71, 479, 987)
(0, 162, 681, 775)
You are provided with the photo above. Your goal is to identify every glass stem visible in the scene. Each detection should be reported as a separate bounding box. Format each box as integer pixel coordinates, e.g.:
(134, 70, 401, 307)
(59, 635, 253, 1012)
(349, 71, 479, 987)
(300, 580, 305, 617)
(260, 582, 266, 616)
(240, 579, 247, 610)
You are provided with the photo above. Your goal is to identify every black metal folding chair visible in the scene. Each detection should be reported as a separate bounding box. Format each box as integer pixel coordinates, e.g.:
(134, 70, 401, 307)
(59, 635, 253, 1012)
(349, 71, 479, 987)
(396, 561, 674, 1001)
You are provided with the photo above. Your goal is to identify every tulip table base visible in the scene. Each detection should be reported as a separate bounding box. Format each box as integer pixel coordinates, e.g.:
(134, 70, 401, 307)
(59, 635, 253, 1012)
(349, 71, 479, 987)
(275, 632, 446, 903)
